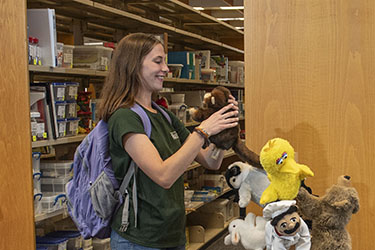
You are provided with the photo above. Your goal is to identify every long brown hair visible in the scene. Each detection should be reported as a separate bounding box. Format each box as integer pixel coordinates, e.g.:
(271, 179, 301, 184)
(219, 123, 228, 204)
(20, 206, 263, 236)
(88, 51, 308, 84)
(98, 33, 163, 122)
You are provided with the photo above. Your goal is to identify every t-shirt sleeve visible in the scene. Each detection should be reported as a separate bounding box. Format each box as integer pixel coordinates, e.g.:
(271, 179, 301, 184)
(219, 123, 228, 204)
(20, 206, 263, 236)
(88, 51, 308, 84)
(108, 108, 146, 148)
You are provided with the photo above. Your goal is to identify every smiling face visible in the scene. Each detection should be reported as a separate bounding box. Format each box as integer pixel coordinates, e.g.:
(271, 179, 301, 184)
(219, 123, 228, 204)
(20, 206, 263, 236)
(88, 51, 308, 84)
(140, 43, 169, 93)
(275, 211, 301, 236)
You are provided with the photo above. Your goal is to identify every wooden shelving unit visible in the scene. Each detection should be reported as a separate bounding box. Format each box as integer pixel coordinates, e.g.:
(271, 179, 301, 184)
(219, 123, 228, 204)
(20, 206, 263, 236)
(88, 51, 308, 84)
(28, 2, 244, 249)
(27, 0, 244, 59)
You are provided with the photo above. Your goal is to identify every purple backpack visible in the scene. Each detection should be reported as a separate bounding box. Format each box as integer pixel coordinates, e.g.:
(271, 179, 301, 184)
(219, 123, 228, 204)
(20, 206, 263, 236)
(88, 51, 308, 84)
(66, 102, 171, 239)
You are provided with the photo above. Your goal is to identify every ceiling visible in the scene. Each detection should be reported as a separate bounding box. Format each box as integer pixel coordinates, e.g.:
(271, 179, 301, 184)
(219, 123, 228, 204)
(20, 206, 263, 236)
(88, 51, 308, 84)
(186, 0, 244, 30)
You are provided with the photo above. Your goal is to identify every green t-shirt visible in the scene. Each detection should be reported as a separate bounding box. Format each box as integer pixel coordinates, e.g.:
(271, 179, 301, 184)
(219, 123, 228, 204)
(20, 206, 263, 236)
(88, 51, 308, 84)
(108, 104, 190, 248)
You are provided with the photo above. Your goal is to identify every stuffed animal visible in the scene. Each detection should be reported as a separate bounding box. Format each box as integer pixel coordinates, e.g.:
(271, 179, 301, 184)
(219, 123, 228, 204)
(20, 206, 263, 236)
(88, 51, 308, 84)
(225, 161, 270, 207)
(263, 200, 311, 250)
(296, 175, 360, 250)
(192, 86, 262, 168)
(259, 138, 314, 205)
(224, 212, 267, 250)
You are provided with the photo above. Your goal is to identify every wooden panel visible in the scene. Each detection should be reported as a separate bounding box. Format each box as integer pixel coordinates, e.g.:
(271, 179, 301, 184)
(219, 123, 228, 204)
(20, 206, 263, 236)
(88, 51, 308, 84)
(244, 0, 374, 249)
(0, 0, 35, 249)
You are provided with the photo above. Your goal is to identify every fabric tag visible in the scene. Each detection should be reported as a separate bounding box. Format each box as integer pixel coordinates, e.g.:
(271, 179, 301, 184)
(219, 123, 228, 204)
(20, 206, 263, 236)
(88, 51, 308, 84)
(170, 131, 179, 140)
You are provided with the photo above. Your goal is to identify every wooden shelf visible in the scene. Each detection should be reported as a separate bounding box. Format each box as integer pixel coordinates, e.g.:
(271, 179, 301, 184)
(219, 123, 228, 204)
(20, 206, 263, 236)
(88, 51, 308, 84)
(35, 208, 68, 223)
(27, 0, 244, 59)
(32, 134, 86, 148)
(29, 66, 244, 89)
(185, 187, 232, 215)
(187, 216, 238, 250)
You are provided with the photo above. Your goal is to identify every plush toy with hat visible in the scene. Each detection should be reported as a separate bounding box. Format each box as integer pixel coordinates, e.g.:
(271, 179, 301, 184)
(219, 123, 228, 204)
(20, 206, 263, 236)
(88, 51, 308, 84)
(224, 212, 267, 250)
(263, 200, 311, 250)
(296, 175, 359, 250)
(259, 138, 314, 205)
(225, 161, 270, 208)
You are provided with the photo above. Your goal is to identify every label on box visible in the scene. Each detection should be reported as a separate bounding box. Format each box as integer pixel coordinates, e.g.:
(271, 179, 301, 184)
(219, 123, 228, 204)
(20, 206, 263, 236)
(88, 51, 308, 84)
(69, 103, 76, 116)
(70, 121, 78, 132)
(57, 88, 65, 99)
(57, 105, 65, 118)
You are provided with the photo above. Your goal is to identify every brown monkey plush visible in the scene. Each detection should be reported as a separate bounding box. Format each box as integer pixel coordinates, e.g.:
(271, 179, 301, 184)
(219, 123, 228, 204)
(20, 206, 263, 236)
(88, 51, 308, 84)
(192, 86, 262, 169)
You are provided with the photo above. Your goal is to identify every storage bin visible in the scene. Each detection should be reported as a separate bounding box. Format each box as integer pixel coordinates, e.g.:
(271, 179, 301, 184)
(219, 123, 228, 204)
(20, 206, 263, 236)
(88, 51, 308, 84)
(73, 45, 113, 71)
(36, 236, 68, 250)
(171, 93, 185, 104)
(31, 111, 47, 141)
(199, 198, 232, 221)
(66, 118, 80, 137)
(32, 152, 42, 172)
(40, 194, 66, 213)
(41, 176, 71, 194)
(51, 82, 66, 101)
(65, 82, 79, 101)
(34, 193, 43, 216)
(65, 101, 77, 118)
(92, 238, 111, 250)
(40, 160, 73, 178)
(33, 172, 42, 193)
(63, 45, 74, 68)
(57, 119, 67, 137)
(201, 68, 215, 82)
(56, 42, 64, 67)
(47, 231, 83, 250)
(55, 101, 67, 119)
(168, 64, 183, 78)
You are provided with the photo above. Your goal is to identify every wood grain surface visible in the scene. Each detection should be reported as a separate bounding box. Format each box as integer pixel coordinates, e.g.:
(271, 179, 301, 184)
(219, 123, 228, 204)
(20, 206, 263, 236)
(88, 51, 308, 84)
(244, 0, 374, 249)
(0, 0, 35, 249)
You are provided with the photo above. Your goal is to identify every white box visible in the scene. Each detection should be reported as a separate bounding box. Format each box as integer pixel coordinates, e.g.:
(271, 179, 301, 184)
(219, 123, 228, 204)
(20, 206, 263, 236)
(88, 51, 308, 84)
(73, 46, 113, 71)
(92, 238, 111, 250)
(27, 9, 57, 67)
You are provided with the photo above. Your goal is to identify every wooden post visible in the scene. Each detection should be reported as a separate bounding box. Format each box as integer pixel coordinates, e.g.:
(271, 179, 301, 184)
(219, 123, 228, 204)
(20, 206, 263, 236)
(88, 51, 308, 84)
(0, 0, 35, 249)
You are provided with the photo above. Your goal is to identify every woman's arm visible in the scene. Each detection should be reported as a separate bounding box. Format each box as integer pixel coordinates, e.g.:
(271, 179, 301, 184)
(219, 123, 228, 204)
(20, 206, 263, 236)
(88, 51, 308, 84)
(123, 103, 239, 189)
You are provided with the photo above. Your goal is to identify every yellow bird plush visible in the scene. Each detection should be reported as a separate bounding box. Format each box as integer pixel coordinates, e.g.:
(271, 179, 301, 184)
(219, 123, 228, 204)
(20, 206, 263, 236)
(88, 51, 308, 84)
(259, 138, 314, 205)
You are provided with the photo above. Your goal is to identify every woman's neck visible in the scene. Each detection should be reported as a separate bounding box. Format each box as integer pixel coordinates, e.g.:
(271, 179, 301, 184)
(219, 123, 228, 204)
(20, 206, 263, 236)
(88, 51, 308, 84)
(135, 93, 156, 113)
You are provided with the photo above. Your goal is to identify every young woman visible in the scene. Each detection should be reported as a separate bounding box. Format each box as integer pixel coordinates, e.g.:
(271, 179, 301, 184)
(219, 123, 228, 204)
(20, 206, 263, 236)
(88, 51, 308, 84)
(98, 33, 239, 250)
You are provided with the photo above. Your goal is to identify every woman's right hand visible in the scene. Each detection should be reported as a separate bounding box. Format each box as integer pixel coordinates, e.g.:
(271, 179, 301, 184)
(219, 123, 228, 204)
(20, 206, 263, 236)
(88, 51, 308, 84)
(198, 103, 239, 137)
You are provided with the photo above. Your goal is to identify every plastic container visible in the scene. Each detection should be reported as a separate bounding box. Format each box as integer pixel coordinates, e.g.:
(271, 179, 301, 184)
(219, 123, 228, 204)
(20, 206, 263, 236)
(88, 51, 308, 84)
(66, 118, 80, 137)
(41, 176, 71, 194)
(47, 231, 83, 250)
(33, 172, 42, 193)
(32, 152, 42, 172)
(167, 64, 183, 78)
(201, 68, 215, 82)
(34, 193, 43, 216)
(65, 82, 79, 101)
(40, 194, 66, 213)
(66, 101, 77, 118)
(73, 45, 113, 71)
(55, 101, 67, 119)
(56, 42, 64, 67)
(36, 236, 68, 250)
(40, 160, 73, 178)
(171, 94, 185, 104)
(51, 83, 66, 101)
(63, 45, 74, 68)
(31, 111, 46, 141)
(57, 119, 67, 137)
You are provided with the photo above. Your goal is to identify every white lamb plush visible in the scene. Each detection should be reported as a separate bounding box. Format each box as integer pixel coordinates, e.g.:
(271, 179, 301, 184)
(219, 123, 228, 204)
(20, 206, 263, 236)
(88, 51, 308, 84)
(224, 212, 267, 250)
(225, 161, 270, 208)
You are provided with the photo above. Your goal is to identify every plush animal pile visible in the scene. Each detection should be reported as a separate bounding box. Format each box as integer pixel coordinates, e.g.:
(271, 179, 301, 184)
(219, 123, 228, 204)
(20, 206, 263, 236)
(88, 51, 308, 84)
(192, 86, 262, 169)
(296, 175, 360, 250)
(224, 212, 267, 250)
(259, 138, 314, 205)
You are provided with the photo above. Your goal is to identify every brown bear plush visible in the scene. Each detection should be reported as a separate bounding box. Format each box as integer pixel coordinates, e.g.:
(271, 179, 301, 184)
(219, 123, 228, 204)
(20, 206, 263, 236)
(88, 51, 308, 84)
(296, 175, 360, 250)
(192, 86, 262, 169)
